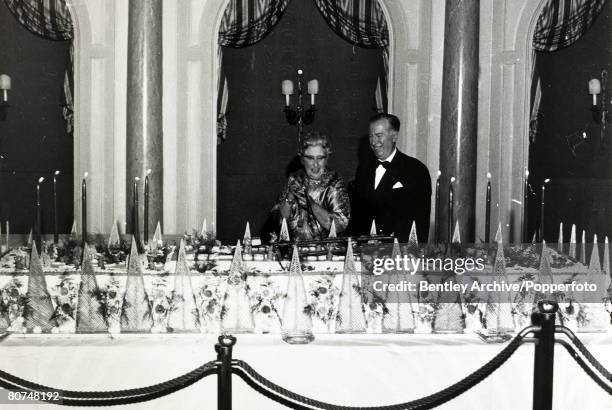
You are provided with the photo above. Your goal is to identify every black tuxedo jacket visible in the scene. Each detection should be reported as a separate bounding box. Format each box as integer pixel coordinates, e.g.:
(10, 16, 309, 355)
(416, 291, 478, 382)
(349, 150, 431, 242)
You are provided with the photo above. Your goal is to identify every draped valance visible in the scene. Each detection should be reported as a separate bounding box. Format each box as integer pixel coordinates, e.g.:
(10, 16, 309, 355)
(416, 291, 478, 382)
(4, 0, 74, 133)
(533, 0, 607, 52)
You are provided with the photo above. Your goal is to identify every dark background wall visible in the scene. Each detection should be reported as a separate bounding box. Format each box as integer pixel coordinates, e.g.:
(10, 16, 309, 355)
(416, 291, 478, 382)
(0, 3, 73, 234)
(529, 1, 612, 242)
(217, 0, 382, 242)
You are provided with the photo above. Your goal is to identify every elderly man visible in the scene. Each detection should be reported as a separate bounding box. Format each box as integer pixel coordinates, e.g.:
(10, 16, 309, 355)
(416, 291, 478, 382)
(350, 113, 431, 242)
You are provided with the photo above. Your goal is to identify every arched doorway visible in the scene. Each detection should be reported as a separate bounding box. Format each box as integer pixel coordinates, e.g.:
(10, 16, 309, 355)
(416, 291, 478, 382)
(215, 0, 390, 241)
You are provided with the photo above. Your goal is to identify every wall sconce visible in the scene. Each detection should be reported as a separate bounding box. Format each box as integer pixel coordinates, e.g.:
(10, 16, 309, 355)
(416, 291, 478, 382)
(588, 69, 609, 150)
(0, 74, 11, 121)
(281, 69, 318, 141)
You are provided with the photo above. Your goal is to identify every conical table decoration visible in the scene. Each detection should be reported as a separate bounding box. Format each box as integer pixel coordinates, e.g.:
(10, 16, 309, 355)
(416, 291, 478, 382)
(603, 236, 610, 277)
(494, 223, 503, 244)
(557, 223, 563, 253)
(483, 241, 514, 334)
(153, 221, 163, 247)
(120, 237, 153, 333)
(383, 239, 415, 333)
(407, 221, 419, 254)
(433, 291, 465, 333)
(76, 244, 107, 333)
(369, 219, 377, 236)
(435, 221, 464, 333)
(281, 246, 314, 343)
(221, 241, 255, 333)
(569, 224, 576, 259)
(335, 239, 366, 333)
(243, 222, 252, 254)
(328, 218, 337, 238)
(535, 242, 555, 305)
(167, 240, 200, 332)
(108, 222, 121, 247)
(451, 220, 461, 244)
(279, 218, 290, 242)
(577, 236, 609, 333)
(25, 242, 55, 332)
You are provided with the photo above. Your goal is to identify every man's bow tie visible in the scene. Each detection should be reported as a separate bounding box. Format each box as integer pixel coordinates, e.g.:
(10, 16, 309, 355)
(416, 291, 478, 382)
(377, 161, 391, 170)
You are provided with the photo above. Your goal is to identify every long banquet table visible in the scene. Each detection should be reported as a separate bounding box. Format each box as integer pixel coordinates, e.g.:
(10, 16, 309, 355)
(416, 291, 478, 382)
(0, 332, 611, 410)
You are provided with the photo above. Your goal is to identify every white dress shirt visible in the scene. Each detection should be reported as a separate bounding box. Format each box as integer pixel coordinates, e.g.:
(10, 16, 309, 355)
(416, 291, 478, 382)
(374, 148, 397, 189)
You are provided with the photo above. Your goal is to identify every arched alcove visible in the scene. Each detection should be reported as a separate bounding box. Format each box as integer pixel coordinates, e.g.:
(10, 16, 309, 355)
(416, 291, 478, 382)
(0, 2, 85, 233)
(215, 0, 391, 241)
(183, 0, 428, 236)
(526, 1, 612, 241)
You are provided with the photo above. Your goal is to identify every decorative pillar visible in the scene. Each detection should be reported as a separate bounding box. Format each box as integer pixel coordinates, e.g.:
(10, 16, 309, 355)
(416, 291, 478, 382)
(126, 0, 163, 238)
(438, 0, 479, 243)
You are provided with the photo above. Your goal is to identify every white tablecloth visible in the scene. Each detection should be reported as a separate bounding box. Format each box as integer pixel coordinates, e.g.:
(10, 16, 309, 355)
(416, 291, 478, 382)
(0, 333, 611, 410)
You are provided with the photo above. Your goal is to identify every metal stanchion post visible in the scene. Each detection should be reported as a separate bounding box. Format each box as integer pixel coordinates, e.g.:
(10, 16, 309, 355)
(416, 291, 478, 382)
(531, 300, 558, 410)
(215, 335, 236, 410)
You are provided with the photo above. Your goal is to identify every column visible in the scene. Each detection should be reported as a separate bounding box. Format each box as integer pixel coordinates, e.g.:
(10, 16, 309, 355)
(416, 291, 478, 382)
(126, 0, 163, 239)
(438, 0, 479, 243)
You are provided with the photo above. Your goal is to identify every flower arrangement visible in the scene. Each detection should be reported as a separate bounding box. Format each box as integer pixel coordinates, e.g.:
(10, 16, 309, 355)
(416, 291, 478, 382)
(249, 278, 284, 332)
(197, 283, 224, 331)
(150, 274, 171, 331)
(56, 239, 84, 266)
(97, 276, 122, 331)
(304, 276, 339, 324)
(50, 273, 78, 331)
(0, 277, 28, 331)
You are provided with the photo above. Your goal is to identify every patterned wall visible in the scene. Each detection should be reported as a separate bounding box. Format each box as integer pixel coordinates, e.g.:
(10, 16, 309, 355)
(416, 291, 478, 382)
(217, 0, 382, 241)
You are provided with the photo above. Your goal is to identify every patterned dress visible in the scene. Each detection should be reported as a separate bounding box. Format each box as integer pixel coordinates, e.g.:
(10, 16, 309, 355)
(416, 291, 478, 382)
(272, 169, 350, 241)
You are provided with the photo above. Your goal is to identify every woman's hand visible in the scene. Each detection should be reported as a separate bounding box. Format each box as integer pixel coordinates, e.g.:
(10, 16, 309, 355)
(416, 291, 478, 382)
(290, 188, 308, 208)
(308, 197, 333, 230)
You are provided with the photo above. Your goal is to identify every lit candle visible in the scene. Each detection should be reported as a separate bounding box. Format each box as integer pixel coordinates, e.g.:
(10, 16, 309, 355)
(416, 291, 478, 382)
(588, 78, 601, 106)
(540, 178, 550, 241)
(36, 177, 44, 247)
(523, 169, 529, 242)
(308, 79, 319, 105)
(448, 177, 455, 244)
(485, 172, 491, 243)
(82, 172, 88, 243)
(281, 80, 294, 107)
(53, 170, 60, 243)
(5, 220, 8, 250)
(0, 74, 11, 102)
(434, 170, 441, 243)
(133, 177, 140, 242)
(144, 169, 151, 244)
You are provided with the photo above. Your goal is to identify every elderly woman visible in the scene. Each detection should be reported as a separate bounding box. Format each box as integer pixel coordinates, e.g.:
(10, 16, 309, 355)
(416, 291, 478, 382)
(272, 132, 350, 241)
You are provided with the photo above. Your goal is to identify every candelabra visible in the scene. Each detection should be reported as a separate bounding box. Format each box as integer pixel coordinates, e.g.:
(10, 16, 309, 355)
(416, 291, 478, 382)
(281, 69, 318, 140)
(588, 69, 610, 150)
